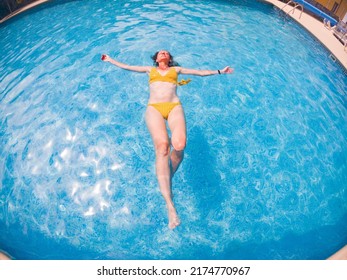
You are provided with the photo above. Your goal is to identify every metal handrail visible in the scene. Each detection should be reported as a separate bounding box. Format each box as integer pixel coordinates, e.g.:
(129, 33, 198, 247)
(281, 0, 304, 19)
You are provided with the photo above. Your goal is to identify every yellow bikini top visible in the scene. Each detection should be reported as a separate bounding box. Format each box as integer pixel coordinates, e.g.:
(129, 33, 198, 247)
(149, 67, 191, 86)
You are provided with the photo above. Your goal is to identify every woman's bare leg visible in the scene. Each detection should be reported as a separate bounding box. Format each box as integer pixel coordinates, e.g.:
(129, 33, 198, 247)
(168, 105, 186, 176)
(145, 106, 180, 229)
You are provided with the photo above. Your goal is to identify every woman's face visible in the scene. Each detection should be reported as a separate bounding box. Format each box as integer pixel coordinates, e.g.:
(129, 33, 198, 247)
(156, 50, 171, 63)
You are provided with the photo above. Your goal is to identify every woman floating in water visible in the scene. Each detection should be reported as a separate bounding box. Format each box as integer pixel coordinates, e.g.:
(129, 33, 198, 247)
(102, 50, 233, 229)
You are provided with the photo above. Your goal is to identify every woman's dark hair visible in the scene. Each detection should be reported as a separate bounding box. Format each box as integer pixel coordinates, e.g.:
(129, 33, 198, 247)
(151, 51, 180, 67)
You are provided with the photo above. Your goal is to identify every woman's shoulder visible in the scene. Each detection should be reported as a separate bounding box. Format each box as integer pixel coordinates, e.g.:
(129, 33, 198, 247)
(172, 66, 182, 73)
(144, 66, 155, 73)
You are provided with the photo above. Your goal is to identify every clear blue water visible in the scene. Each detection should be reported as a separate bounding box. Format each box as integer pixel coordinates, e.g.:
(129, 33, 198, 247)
(0, 0, 346, 260)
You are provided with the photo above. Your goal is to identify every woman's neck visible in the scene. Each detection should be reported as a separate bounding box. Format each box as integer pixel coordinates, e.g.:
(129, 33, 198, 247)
(157, 62, 169, 70)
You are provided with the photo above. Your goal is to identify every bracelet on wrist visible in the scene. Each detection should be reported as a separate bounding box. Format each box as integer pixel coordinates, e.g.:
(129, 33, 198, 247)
(218, 70, 221, 74)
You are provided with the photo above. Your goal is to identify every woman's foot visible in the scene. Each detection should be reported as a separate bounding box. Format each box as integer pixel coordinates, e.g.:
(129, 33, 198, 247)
(168, 206, 180, 229)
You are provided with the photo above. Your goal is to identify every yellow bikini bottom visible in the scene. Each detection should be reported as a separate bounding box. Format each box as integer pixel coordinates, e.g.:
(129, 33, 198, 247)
(148, 102, 181, 120)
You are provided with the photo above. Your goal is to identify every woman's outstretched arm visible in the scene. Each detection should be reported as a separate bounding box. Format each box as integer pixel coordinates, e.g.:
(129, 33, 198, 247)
(177, 66, 233, 76)
(102, 54, 151, 73)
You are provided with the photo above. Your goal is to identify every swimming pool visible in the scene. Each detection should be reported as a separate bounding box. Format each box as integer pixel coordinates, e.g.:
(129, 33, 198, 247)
(0, 0, 346, 260)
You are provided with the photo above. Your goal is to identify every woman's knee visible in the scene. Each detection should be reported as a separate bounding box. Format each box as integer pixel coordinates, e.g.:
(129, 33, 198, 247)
(171, 137, 186, 151)
(155, 141, 170, 157)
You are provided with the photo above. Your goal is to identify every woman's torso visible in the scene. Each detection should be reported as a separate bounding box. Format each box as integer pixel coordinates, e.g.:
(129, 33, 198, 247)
(148, 67, 180, 104)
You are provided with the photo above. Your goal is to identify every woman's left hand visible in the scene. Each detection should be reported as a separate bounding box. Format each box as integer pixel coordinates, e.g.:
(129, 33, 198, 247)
(221, 66, 234, 74)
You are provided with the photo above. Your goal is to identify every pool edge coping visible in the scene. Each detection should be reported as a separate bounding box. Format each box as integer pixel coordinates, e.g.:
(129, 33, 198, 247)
(0, 0, 50, 24)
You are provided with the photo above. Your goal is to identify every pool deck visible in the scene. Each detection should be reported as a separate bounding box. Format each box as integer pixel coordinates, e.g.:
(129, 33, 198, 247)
(0, 0, 50, 24)
(264, 0, 347, 71)
(327, 245, 347, 260)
